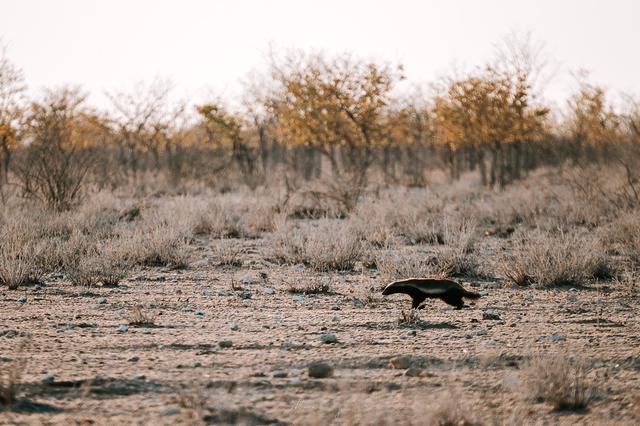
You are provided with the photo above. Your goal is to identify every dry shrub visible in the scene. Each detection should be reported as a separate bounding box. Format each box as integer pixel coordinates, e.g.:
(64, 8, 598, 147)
(603, 211, 640, 267)
(424, 389, 482, 426)
(376, 251, 438, 280)
(0, 339, 28, 407)
(504, 230, 614, 288)
(128, 305, 155, 326)
(523, 353, 594, 411)
(118, 224, 190, 268)
(0, 223, 40, 289)
(212, 240, 246, 267)
(65, 242, 128, 287)
(270, 219, 362, 271)
(305, 221, 362, 271)
(437, 219, 481, 278)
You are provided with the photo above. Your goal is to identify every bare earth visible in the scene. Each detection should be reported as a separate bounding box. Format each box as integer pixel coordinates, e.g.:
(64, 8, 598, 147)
(1, 235, 639, 425)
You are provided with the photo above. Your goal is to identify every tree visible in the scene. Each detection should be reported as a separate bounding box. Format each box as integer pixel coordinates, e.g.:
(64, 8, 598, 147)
(265, 50, 403, 179)
(106, 79, 184, 175)
(0, 41, 26, 195)
(15, 87, 95, 211)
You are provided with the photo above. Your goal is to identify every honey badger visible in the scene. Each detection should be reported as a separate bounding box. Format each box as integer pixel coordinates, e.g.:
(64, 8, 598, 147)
(382, 278, 481, 309)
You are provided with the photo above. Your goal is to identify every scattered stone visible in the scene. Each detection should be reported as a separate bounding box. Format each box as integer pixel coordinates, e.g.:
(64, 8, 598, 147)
(193, 272, 205, 281)
(308, 361, 334, 378)
(331, 305, 341, 311)
(181, 307, 194, 312)
(289, 377, 303, 383)
(478, 290, 489, 297)
(41, 374, 55, 384)
(320, 334, 338, 344)
(243, 299, 252, 305)
(294, 295, 305, 302)
(332, 314, 341, 322)
(218, 340, 233, 348)
(264, 287, 274, 295)
(127, 355, 139, 362)
(16, 296, 27, 305)
(260, 272, 268, 280)
(96, 297, 107, 305)
(405, 367, 422, 377)
(228, 322, 240, 331)
(34, 284, 43, 291)
(440, 332, 450, 338)
(353, 299, 365, 308)
(217, 289, 228, 296)
(161, 407, 180, 416)
(476, 329, 488, 336)
(483, 311, 501, 321)
(338, 276, 346, 284)
(195, 310, 205, 318)
(293, 263, 306, 270)
(135, 374, 146, 380)
(389, 355, 412, 369)
(549, 332, 566, 342)
(117, 325, 129, 333)
(240, 276, 254, 285)
(385, 383, 402, 391)
(289, 368, 304, 376)
(273, 370, 288, 378)
(405, 330, 417, 337)
(238, 291, 252, 300)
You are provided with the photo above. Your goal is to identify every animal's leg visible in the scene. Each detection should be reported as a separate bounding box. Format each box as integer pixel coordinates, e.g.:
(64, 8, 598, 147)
(411, 294, 426, 310)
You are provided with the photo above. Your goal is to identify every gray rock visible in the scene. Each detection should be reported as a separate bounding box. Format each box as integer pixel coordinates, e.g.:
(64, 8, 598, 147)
(294, 295, 305, 302)
(228, 322, 240, 331)
(195, 310, 205, 318)
(96, 297, 107, 304)
(308, 361, 334, 378)
(264, 287, 274, 295)
(41, 374, 55, 384)
(289, 377, 304, 383)
(483, 311, 501, 321)
(238, 291, 252, 300)
(320, 334, 338, 344)
(332, 314, 341, 322)
(217, 289, 228, 296)
(240, 276, 254, 285)
(134, 374, 146, 380)
(549, 332, 566, 342)
(117, 325, 129, 333)
(193, 272, 205, 281)
(127, 355, 139, 362)
(293, 263, 306, 270)
(273, 370, 288, 378)
(16, 296, 27, 305)
(218, 340, 233, 348)
(242, 299, 252, 305)
(161, 407, 180, 416)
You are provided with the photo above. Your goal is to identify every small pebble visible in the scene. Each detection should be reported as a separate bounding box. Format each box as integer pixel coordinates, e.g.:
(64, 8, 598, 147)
(127, 355, 139, 362)
(117, 325, 129, 333)
(228, 322, 240, 331)
(218, 340, 233, 348)
(308, 361, 334, 378)
(96, 297, 107, 304)
(41, 374, 55, 384)
(320, 334, 338, 344)
(161, 407, 180, 416)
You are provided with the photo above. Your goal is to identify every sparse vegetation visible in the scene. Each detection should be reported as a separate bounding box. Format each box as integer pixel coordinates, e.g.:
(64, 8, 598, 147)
(523, 353, 596, 411)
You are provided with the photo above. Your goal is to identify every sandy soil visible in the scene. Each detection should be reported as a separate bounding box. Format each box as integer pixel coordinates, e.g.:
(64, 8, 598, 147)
(1, 235, 639, 425)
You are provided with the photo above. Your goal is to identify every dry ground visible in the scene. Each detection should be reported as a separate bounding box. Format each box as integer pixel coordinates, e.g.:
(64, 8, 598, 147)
(1, 168, 640, 425)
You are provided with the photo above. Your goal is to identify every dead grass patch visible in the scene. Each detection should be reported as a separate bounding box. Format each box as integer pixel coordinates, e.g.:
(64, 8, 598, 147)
(128, 305, 156, 326)
(503, 231, 615, 288)
(523, 353, 595, 411)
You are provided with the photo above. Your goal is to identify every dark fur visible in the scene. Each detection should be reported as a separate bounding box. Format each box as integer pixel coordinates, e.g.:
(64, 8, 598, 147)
(382, 278, 481, 309)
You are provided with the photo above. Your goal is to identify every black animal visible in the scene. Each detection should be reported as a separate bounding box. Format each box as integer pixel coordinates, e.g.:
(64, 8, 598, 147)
(382, 278, 481, 309)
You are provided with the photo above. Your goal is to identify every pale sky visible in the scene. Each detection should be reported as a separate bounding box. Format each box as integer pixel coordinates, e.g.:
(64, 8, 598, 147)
(2, 0, 639, 110)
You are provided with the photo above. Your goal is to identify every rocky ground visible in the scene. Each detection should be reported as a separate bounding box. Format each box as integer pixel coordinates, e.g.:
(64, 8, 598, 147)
(1, 234, 639, 425)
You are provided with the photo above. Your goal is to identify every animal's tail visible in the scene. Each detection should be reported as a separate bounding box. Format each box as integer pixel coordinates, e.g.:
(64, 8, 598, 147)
(462, 290, 481, 300)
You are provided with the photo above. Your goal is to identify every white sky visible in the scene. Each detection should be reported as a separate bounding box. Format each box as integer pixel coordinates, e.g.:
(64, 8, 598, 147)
(2, 0, 639, 110)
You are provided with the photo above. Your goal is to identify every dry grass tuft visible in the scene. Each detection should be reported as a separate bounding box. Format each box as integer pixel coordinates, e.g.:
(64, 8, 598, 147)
(270, 219, 362, 271)
(503, 231, 615, 288)
(424, 389, 482, 426)
(376, 251, 438, 280)
(523, 353, 595, 411)
(397, 309, 422, 326)
(128, 305, 156, 326)
(0, 338, 28, 406)
(286, 278, 334, 295)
